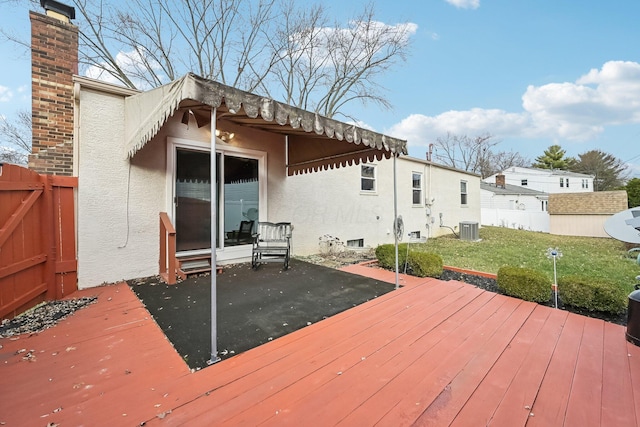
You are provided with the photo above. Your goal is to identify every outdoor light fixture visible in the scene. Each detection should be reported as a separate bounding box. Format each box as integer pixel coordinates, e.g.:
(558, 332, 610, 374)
(40, 0, 75, 21)
(546, 247, 563, 308)
(215, 129, 235, 142)
(180, 109, 210, 128)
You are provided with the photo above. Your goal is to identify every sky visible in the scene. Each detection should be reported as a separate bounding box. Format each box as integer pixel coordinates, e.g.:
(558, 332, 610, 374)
(1, 0, 640, 178)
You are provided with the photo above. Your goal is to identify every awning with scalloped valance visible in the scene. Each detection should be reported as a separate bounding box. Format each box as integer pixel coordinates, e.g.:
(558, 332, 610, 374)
(124, 73, 407, 175)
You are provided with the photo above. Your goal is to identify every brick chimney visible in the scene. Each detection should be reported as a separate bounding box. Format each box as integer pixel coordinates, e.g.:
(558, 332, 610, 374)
(29, 0, 78, 175)
(495, 174, 506, 188)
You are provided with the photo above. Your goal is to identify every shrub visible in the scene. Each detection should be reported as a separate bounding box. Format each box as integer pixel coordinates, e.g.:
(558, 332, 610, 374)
(375, 244, 407, 269)
(407, 251, 443, 278)
(375, 244, 443, 278)
(497, 266, 551, 303)
(558, 275, 627, 314)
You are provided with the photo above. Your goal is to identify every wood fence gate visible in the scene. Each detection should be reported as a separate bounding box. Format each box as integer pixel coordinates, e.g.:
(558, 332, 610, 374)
(0, 164, 78, 319)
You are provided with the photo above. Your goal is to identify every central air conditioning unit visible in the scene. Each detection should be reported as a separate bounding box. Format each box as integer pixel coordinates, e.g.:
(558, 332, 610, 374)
(459, 221, 479, 241)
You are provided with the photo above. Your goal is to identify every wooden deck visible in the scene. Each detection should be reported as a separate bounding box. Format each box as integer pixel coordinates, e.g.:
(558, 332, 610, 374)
(1, 264, 639, 426)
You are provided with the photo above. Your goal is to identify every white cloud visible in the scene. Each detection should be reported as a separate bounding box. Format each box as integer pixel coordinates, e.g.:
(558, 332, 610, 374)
(286, 20, 418, 68)
(0, 85, 13, 103)
(445, 0, 480, 10)
(389, 60, 640, 151)
(84, 48, 163, 90)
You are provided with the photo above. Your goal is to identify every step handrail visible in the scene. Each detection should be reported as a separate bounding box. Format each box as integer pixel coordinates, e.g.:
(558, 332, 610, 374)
(159, 212, 177, 284)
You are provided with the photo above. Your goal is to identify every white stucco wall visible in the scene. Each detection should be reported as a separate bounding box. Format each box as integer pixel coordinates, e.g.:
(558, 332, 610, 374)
(75, 82, 479, 287)
(75, 82, 289, 287)
(271, 157, 481, 255)
(75, 86, 210, 287)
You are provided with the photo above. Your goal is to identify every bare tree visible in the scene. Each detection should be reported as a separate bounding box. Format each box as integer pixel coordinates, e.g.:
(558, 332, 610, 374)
(68, 0, 414, 118)
(483, 150, 529, 177)
(434, 133, 498, 176)
(432, 133, 529, 178)
(269, 2, 330, 109)
(311, 4, 415, 118)
(71, 0, 290, 90)
(0, 109, 31, 164)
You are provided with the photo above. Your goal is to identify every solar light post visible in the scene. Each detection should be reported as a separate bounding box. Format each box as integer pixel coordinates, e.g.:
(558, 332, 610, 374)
(546, 247, 562, 309)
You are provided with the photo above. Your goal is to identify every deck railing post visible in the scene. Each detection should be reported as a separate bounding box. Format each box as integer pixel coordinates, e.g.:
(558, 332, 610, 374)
(159, 212, 177, 285)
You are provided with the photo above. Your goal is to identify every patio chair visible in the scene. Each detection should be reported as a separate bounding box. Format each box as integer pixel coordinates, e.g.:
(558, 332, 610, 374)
(229, 220, 254, 244)
(252, 222, 292, 270)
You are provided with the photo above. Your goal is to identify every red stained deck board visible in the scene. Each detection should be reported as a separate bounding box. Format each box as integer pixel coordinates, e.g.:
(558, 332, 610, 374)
(483, 307, 568, 426)
(157, 281, 481, 426)
(448, 304, 554, 426)
(407, 297, 532, 427)
(2, 264, 639, 427)
(563, 316, 605, 427)
(163, 276, 447, 396)
(629, 338, 640, 421)
(526, 313, 586, 427)
(330, 290, 509, 426)
(246, 288, 496, 426)
(353, 293, 526, 427)
(601, 321, 638, 427)
(0, 283, 190, 426)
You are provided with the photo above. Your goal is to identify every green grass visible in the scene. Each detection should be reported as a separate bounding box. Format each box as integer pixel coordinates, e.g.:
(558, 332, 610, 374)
(411, 226, 640, 294)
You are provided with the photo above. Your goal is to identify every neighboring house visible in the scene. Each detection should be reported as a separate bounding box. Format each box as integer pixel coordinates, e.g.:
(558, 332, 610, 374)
(28, 7, 479, 289)
(480, 179, 549, 232)
(548, 191, 628, 238)
(484, 167, 594, 194)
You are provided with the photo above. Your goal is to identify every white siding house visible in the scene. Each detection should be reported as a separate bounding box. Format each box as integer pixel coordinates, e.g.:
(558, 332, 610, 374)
(480, 182, 549, 232)
(484, 167, 594, 194)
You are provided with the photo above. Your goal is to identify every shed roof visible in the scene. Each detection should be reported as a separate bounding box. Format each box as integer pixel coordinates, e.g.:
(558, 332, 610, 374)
(480, 182, 548, 197)
(548, 190, 628, 215)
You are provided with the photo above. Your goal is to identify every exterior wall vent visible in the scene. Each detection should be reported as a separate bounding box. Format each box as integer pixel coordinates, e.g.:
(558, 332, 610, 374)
(459, 221, 479, 241)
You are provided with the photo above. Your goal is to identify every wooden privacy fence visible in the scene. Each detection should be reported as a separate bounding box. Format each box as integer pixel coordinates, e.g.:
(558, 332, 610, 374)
(0, 164, 78, 319)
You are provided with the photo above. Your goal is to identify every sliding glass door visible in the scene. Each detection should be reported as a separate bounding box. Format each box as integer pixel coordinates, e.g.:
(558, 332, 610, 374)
(173, 146, 261, 253)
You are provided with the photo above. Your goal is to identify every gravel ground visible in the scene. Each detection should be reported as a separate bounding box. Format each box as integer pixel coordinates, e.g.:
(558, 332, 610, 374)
(0, 297, 97, 338)
(296, 249, 377, 268)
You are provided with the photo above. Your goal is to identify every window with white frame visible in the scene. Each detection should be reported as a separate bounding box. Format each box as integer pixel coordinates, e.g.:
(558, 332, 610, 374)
(361, 164, 376, 192)
(347, 238, 364, 248)
(566, 178, 570, 188)
(412, 172, 423, 205)
(521, 179, 528, 186)
(560, 177, 564, 188)
(460, 180, 468, 205)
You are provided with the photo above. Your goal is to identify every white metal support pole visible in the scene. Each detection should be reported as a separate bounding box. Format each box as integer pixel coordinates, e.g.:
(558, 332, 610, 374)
(553, 255, 558, 309)
(208, 107, 221, 365)
(393, 153, 399, 290)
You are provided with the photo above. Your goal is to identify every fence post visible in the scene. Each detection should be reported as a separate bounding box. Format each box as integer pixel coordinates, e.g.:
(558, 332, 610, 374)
(41, 174, 57, 300)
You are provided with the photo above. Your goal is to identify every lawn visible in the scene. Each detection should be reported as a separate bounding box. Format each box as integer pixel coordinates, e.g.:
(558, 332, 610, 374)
(413, 226, 640, 294)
